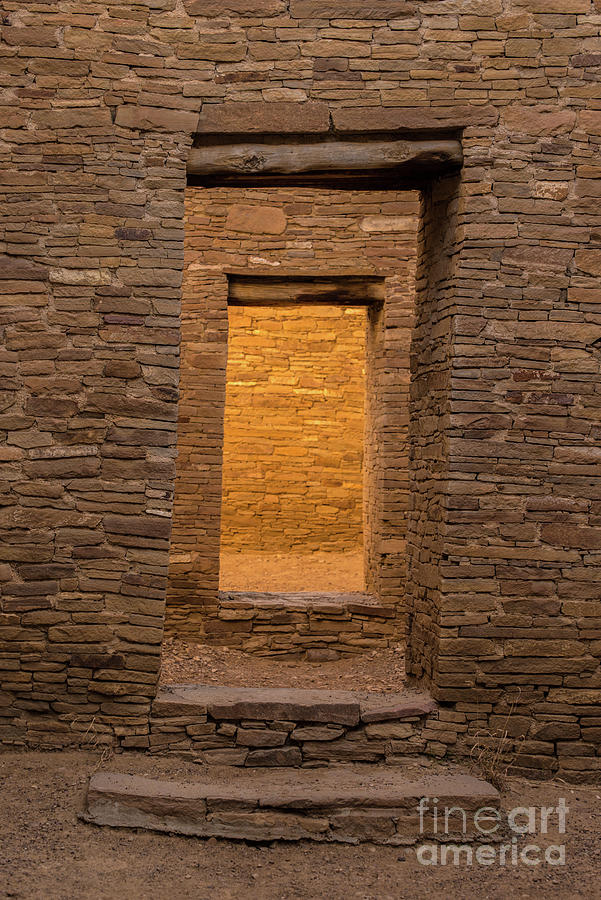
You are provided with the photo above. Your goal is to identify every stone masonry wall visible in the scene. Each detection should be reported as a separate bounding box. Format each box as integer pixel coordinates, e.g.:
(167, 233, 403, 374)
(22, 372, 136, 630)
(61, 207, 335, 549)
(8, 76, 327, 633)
(221, 303, 366, 553)
(1, 0, 601, 776)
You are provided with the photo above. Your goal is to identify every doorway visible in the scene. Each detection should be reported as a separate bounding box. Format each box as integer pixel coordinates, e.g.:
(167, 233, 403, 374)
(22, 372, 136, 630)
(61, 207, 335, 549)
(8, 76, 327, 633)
(163, 181, 419, 689)
(220, 294, 367, 592)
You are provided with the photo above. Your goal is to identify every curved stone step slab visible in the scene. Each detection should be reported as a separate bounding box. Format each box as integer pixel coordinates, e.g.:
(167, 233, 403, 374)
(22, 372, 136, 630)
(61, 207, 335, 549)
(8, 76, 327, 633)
(82, 767, 499, 845)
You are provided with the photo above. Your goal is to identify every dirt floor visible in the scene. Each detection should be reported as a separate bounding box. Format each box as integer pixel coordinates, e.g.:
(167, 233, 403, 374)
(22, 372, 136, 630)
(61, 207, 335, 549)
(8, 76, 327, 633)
(219, 550, 365, 592)
(1, 749, 600, 900)
(160, 639, 406, 692)
(166, 548, 404, 691)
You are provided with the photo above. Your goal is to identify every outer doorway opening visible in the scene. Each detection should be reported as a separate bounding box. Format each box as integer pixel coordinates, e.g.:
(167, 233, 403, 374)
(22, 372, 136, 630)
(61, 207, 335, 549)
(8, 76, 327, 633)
(163, 133, 462, 692)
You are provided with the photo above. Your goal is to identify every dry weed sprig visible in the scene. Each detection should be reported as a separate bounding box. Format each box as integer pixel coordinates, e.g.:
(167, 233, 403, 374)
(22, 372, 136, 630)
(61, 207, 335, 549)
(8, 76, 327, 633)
(469, 690, 526, 791)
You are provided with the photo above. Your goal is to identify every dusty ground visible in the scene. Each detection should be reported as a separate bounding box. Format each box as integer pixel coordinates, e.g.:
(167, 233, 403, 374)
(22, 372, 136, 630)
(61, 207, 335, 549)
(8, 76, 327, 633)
(160, 639, 406, 692)
(219, 550, 365, 592)
(1, 750, 600, 900)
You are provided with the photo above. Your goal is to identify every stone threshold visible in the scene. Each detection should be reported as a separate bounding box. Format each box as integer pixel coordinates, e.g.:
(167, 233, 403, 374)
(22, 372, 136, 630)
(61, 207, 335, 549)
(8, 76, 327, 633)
(155, 683, 436, 722)
(219, 590, 395, 615)
(143, 684, 451, 765)
(82, 766, 499, 844)
(165, 590, 405, 656)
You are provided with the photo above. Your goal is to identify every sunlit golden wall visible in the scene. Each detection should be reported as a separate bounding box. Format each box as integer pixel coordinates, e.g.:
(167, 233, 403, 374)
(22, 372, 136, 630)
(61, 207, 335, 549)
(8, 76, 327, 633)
(221, 303, 366, 552)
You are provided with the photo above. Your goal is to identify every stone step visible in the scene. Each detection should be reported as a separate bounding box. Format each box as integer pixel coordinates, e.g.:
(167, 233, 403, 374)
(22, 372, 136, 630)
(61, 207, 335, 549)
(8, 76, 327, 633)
(219, 590, 395, 615)
(154, 683, 436, 723)
(167, 590, 404, 656)
(146, 684, 447, 764)
(82, 766, 499, 845)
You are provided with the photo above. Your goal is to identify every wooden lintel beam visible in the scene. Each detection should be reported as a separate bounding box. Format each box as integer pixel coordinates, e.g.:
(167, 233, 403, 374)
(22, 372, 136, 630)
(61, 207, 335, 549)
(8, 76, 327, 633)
(187, 139, 462, 181)
(228, 275, 385, 306)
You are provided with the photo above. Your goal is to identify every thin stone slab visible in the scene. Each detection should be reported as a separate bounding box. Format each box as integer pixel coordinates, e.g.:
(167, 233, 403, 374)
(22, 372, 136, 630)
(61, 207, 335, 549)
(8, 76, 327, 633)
(360, 695, 438, 723)
(154, 684, 438, 728)
(154, 684, 363, 726)
(82, 767, 499, 844)
(219, 590, 395, 617)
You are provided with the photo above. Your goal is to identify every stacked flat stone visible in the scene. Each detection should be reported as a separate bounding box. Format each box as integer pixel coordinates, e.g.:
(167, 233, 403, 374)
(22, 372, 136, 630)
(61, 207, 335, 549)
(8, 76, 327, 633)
(165, 591, 404, 652)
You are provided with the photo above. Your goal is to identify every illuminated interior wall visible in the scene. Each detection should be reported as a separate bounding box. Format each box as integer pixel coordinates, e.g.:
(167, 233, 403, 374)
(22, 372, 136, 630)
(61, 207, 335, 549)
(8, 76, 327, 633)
(221, 302, 366, 552)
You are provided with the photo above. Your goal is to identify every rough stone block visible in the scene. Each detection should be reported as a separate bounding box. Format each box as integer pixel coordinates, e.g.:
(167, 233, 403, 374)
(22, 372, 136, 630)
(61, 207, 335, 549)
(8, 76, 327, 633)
(196, 101, 330, 134)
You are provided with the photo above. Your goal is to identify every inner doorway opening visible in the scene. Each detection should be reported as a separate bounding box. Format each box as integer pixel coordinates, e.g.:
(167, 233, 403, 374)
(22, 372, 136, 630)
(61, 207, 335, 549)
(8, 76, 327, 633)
(220, 294, 367, 594)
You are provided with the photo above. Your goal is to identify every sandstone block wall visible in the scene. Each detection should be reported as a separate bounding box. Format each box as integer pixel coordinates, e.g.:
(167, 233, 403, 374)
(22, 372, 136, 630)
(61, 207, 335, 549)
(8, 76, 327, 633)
(1, 0, 601, 776)
(221, 303, 366, 553)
